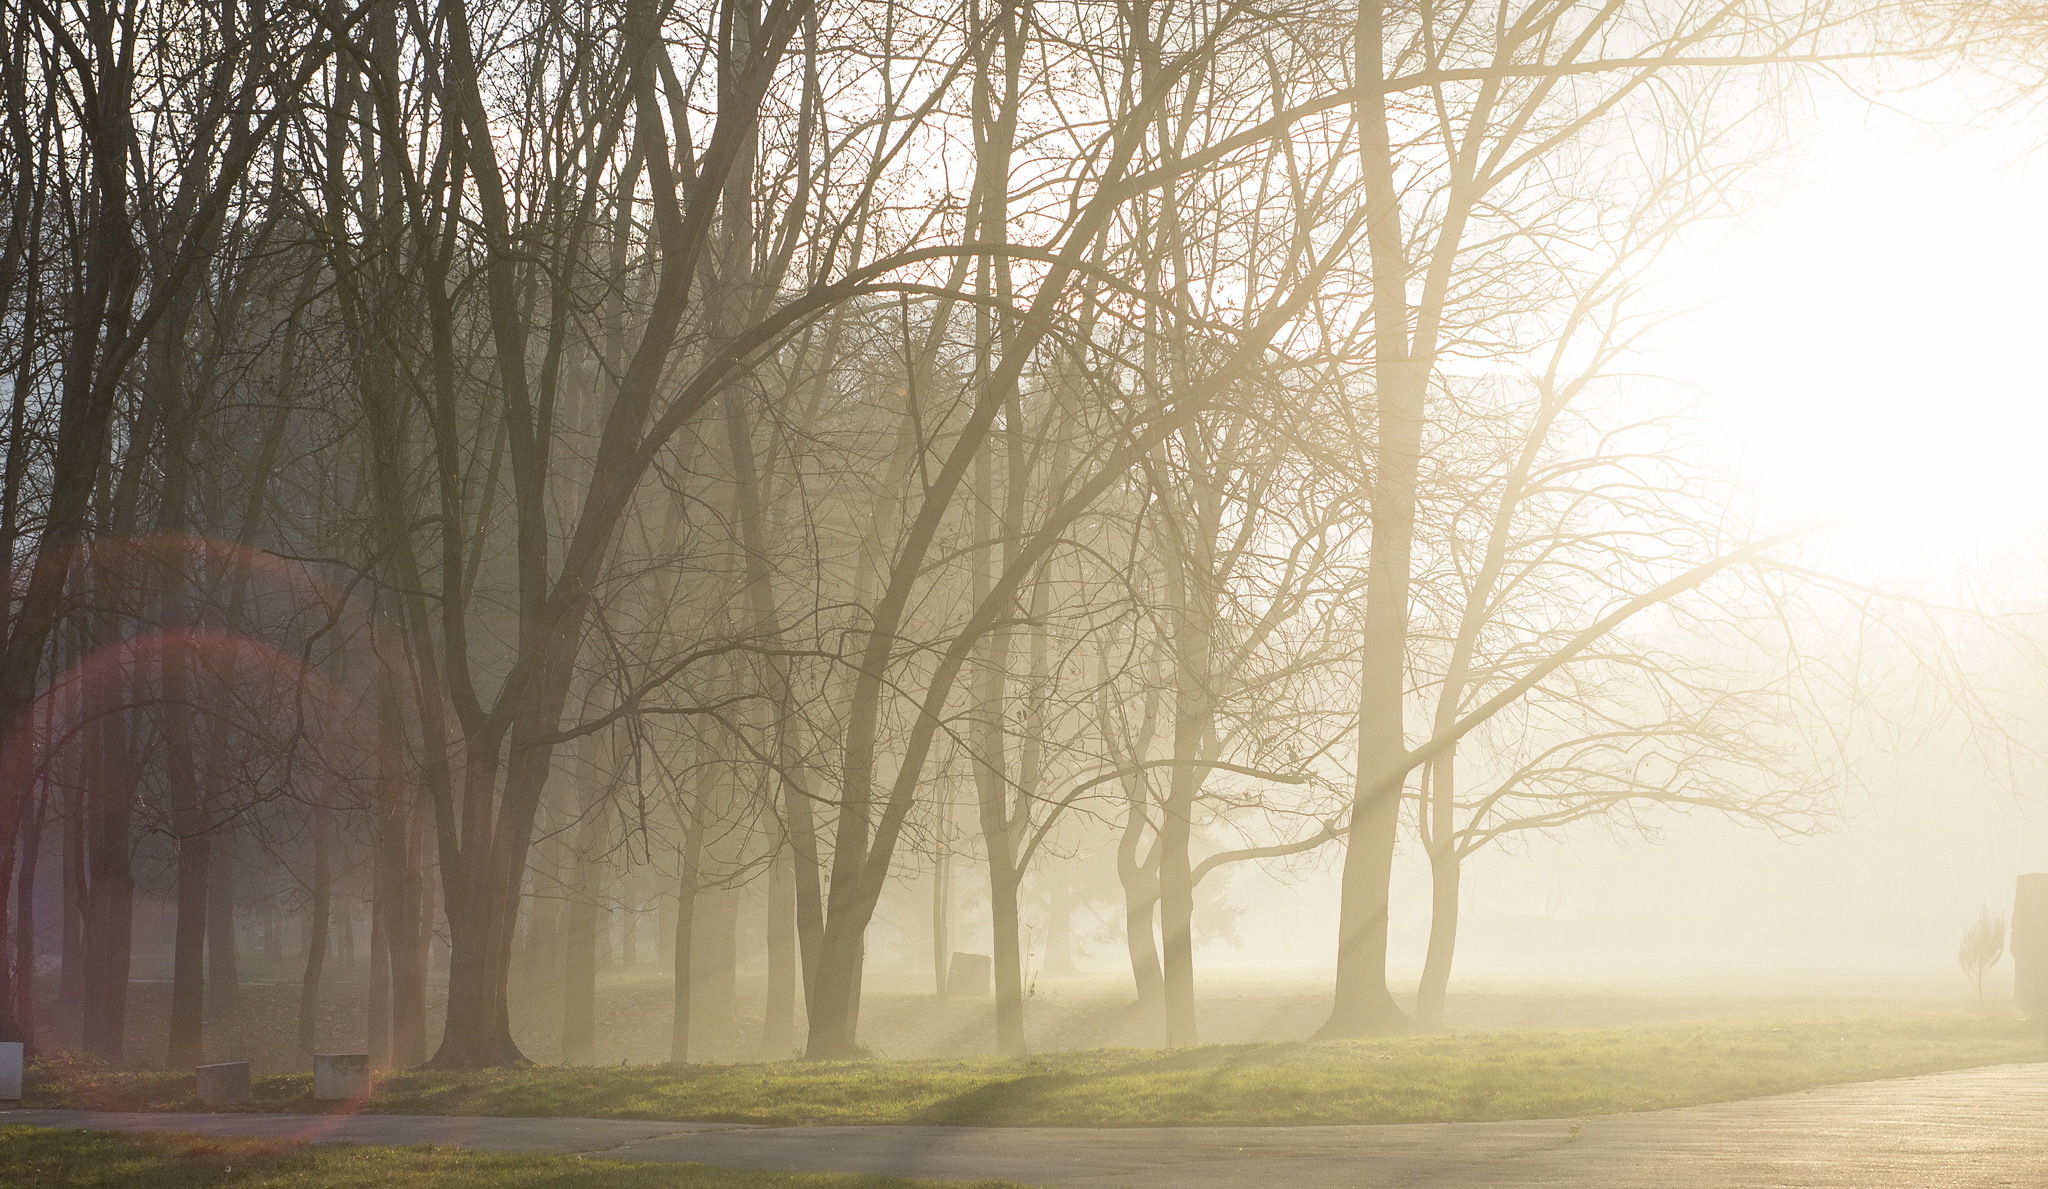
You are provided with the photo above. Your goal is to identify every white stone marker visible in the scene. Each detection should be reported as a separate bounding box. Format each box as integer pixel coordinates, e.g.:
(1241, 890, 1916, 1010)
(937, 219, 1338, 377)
(312, 1053, 370, 1101)
(0, 1041, 20, 1100)
(195, 1061, 251, 1106)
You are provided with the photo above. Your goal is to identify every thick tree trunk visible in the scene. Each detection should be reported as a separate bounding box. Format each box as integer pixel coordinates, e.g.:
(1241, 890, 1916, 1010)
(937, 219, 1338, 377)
(804, 897, 869, 1058)
(1322, 775, 1408, 1035)
(433, 893, 525, 1067)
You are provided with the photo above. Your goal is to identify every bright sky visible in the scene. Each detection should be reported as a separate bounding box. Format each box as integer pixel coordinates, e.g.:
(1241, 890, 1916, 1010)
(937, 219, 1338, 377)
(1647, 84, 2048, 594)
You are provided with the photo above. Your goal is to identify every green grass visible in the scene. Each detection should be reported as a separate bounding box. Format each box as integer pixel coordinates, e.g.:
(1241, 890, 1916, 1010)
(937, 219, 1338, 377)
(0, 1126, 1020, 1188)
(27, 1011, 2048, 1128)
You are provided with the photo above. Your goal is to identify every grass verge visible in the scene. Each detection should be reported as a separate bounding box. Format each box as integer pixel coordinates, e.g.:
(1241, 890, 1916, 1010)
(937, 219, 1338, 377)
(0, 1126, 1020, 1188)
(24, 1012, 2046, 1128)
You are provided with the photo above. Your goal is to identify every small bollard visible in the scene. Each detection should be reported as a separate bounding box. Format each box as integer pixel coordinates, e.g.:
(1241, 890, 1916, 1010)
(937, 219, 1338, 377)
(0, 1040, 21, 1101)
(195, 1061, 251, 1107)
(312, 1053, 371, 1102)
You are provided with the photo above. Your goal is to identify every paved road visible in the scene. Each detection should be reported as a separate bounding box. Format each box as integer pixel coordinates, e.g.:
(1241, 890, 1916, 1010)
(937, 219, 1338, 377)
(7, 1062, 2048, 1187)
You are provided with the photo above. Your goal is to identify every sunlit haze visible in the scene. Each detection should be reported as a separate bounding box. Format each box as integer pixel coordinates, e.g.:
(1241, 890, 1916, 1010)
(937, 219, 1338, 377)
(12, 5, 2048, 1184)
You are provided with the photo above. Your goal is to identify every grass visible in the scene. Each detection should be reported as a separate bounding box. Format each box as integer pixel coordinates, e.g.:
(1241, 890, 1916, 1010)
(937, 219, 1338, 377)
(0, 1126, 1022, 1188)
(25, 1011, 2047, 1129)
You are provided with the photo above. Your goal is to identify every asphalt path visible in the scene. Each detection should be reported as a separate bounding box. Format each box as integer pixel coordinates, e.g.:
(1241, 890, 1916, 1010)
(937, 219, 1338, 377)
(7, 1061, 2048, 1187)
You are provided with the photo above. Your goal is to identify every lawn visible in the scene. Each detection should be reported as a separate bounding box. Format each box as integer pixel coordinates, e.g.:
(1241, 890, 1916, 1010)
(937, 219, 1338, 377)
(25, 1011, 2046, 1128)
(0, 1126, 1021, 1188)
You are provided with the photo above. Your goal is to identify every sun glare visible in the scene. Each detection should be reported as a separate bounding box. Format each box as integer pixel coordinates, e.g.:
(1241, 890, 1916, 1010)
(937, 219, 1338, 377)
(1655, 91, 2048, 592)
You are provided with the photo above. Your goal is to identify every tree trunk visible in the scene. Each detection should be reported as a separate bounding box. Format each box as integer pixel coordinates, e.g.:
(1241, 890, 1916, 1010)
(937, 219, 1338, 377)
(1124, 886, 1163, 1016)
(1044, 877, 1076, 977)
(206, 827, 240, 1025)
(691, 886, 740, 1057)
(989, 865, 1026, 1053)
(1416, 844, 1461, 1025)
(369, 875, 391, 1069)
(165, 703, 210, 1068)
(669, 794, 704, 1065)
(297, 798, 330, 1056)
(61, 772, 85, 1006)
(10, 771, 46, 1051)
(561, 749, 606, 1064)
(1320, 0, 1425, 1040)
(81, 693, 136, 1063)
(1156, 802, 1197, 1047)
(930, 846, 950, 1001)
(760, 842, 797, 1056)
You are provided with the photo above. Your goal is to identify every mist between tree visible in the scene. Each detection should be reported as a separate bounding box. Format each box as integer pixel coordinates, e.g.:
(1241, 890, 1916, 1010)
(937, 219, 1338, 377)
(1, 0, 2045, 1075)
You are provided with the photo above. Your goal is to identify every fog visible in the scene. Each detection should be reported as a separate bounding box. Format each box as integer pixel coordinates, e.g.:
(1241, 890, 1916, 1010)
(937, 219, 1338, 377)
(6, 0, 2048, 1087)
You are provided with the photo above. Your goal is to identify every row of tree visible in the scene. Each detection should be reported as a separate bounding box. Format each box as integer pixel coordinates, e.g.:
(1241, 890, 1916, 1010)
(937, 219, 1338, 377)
(0, 0, 1996, 1070)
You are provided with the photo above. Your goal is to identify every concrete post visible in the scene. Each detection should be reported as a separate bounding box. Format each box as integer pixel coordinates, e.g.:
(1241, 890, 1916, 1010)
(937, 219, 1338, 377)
(0, 1041, 21, 1100)
(2013, 874, 2048, 1018)
(195, 1061, 252, 1106)
(946, 952, 993, 998)
(313, 1053, 371, 1101)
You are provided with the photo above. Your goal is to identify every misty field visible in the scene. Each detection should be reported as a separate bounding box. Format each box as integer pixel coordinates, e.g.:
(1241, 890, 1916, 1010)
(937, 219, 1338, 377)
(0, 1127, 1018, 1189)
(27, 1012, 2043, 1128)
